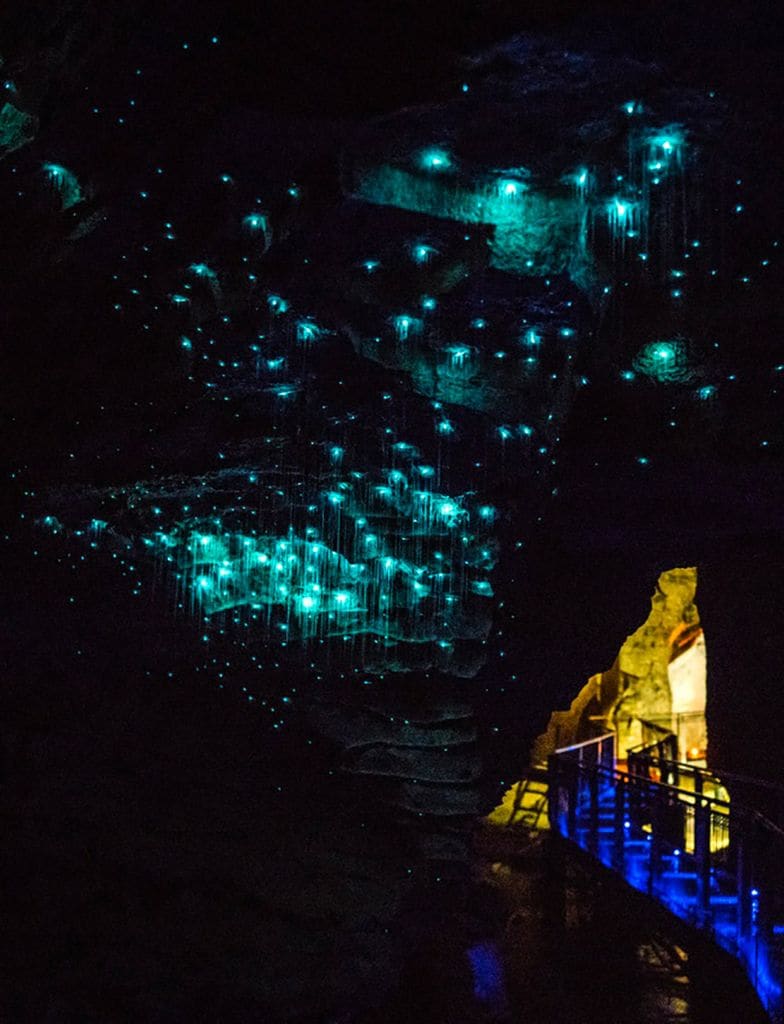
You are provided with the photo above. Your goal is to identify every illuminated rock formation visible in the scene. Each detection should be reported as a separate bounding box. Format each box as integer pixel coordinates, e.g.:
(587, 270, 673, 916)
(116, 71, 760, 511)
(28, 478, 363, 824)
(532, 567, 707, 764)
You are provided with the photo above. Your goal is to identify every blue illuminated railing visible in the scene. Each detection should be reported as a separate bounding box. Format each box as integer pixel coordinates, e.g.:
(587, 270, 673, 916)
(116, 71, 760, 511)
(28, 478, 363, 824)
(549, 733, 784, 1022)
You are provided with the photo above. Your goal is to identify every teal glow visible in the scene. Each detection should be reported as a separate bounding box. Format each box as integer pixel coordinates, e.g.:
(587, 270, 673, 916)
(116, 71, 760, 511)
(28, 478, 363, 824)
(267, 294, 289, 315)
(445, 346, 471, 369)
(180, 336, 193, 350)
(436, 419, 454, 436)
(362, 259, 380, 272)
(391, 314, 422, 342)
(188, 262, 216, 279)
(421, 295, 437, 312)
(471, 318, 487, 330)
(170, 294, 189, 305)
(0, 101, 35, 152)
(633, 339, 691, 383)
(243, 213, 268, 232)
(296, 319, 323, 343)
(42, 162, 83, 209)
(522, 328, 541, 348)
(646, 126, 686, 168)
(606, 197, 638, 250)
(498, 177, 526, 198)
(412, 243, 438, 265)
(419, 147, 452, 172)
(46, 454, 498, 659)
(570, 167, 591, 202)
(356, 162, 578, 276)
(697, 385, 716, 400)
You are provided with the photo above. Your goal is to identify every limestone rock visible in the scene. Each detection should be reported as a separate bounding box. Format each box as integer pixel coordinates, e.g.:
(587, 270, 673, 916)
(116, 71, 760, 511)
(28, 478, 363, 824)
(532, 567, 706, 763)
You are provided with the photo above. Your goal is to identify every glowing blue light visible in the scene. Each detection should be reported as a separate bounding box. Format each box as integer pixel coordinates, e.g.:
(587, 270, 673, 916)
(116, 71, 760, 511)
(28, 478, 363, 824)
(471, 318, 487, 330)
(646, 126, 685, 168)
(267, 294, 289, 315)
(411, 243, 438, 265)
(362, 259, 380, 273)
(392, 314, 422, 342)
(436, 419, 454, 436)
(296, 319, 322, 343)
(498, 178, 525, 198)
(498, 426, 513, 441)
(42, 163, 83, 209)
(570, 167, 591, 201)
(419, 147, 452, 172)
(522, 328, 541, 348)
(446, 346, 471, 369)
(188, 262, 216, 279)
(180, 336, 193, 350)
(421, 296, 437, 312)
(243, 213, 267, 232)
(697, 385, 716, 400)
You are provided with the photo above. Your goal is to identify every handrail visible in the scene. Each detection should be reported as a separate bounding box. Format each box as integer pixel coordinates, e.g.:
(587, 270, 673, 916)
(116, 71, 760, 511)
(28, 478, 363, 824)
(636, 754, 784, 796)
(549, 742, 784, 1023)
(554, 732, 615, 754)
(592, 763, 732, 811)
(630, 753, 784, 838)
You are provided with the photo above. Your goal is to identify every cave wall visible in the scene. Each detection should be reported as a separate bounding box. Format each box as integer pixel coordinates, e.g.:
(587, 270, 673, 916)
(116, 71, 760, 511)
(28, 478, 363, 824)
(531, 567, 706, 763)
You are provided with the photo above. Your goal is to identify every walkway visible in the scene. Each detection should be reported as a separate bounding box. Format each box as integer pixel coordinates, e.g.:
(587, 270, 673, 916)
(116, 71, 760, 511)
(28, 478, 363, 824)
(549, 733, 784, 1023)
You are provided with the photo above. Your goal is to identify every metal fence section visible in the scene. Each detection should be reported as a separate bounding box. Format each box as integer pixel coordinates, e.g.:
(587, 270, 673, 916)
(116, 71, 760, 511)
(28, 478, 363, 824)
(549, 733, 784, 1023)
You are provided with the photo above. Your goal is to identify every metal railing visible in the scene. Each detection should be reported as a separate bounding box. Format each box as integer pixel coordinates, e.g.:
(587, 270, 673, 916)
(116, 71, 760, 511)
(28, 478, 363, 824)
(549, 732, 784, 1023)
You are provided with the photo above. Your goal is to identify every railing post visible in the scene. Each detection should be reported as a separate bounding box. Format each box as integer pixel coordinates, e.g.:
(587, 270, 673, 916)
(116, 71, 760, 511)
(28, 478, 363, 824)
(589, 767, 599, 856)
(649, 781, 663, 897)
(736, 827, 750, 943)
(694, 793, 712, 920)
(548, 754, 564, 836)
(614, 774, 627, 872)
